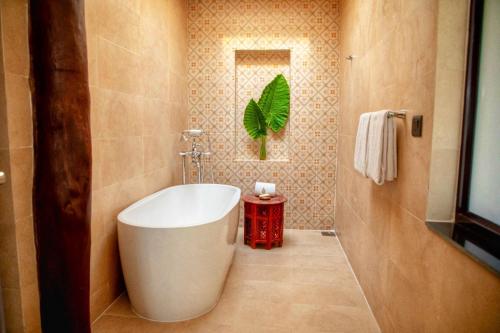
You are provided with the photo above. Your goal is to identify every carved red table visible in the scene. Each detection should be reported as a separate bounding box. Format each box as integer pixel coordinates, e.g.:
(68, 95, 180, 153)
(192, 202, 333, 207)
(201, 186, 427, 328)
(242, 194, 287, 250)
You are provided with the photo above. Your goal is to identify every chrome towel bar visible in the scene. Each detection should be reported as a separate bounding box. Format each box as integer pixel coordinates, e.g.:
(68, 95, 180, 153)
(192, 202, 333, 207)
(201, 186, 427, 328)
(387, 110, 407, 119)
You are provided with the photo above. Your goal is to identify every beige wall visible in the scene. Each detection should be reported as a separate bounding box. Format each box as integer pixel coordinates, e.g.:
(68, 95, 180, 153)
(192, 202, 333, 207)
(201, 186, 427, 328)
(427, 0, 469, 222)
(0, 0, 40, 332)
(0, 0, 188, 330)
(85, 0, 188, 322)
(337, 0, 500, 332)
(187, 0, 340, 230)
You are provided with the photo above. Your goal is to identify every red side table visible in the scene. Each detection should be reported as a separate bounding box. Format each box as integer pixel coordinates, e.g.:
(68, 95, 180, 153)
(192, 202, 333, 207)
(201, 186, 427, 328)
(243, 194, 287, 250)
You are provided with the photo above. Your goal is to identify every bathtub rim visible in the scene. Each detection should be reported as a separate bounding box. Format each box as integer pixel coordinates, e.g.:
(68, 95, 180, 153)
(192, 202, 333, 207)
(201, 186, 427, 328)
(117, 183, 241, 229)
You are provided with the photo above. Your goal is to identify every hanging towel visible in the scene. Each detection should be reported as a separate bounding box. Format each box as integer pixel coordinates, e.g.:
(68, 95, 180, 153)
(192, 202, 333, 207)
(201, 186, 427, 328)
(354, 113, 371, 176)
(365, 110, 397, 185)
(385, 114, 397, 182)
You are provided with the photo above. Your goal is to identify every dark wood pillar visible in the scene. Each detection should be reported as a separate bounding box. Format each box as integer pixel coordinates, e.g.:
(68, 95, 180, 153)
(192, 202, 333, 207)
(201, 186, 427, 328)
(29, 1, 91, 332)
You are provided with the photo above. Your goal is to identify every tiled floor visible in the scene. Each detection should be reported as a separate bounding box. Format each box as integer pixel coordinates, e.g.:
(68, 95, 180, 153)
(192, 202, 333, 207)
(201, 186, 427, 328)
(93, 229, 380, 333)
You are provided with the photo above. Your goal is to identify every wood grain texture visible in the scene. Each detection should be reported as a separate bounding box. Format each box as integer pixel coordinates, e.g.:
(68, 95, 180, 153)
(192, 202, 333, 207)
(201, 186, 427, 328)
(29, 1, 91, 332)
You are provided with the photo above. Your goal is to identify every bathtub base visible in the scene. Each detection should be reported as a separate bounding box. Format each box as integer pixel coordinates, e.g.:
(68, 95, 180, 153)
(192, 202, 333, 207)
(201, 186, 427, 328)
(117, 184, 241, 323)
(130, 286, 224, 323)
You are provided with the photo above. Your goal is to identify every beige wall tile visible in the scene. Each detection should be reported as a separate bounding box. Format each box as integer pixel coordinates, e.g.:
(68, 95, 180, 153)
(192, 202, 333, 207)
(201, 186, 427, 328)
(14, 215, 37, 287)
(0, 3, 27, 328)
(0, 148, 14, 225)
(97, 38, 142, 95)
(337, 0, 500, 331)
(143, 135, 169, 172)
(19, 282, 41, 333)
(2, 287, 23, 333)
(0, 75, 9, 149)
(0, 213, 17, 259)
(0, 254, 19, 288)
(86, 35, 99, 87)
(143, 166, 177, 195)
(422, 232, 500, 332)
(0, 0, 29, 76)
(88, 0, 189, 321)
(427, 0, 469, 222)
(142, 98, 169, 137)
(8, 147, 33, 220)
(381, 261, 426, 333)
(93, 137, 144, 189)
(4, 73, 32, 148)
(91, 88, 143, 139)
(1, 0, 189, 326)
(94, 0, 141, 54)
(91, 233, 122, 296)
(187, 0, 339, 229)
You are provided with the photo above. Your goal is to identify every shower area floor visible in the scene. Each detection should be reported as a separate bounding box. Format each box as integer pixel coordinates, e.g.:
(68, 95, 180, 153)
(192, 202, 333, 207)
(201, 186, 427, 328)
(92, 229, 380, 332)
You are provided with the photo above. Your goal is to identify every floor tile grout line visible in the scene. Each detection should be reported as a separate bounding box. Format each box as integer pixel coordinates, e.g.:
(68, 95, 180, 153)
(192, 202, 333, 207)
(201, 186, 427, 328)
(92, 291, 127, 326)
(94, 230, 380, 331)
(100, 313, 137, 319)
(231, 263, 356, 270)
(234, 253, 344, 258)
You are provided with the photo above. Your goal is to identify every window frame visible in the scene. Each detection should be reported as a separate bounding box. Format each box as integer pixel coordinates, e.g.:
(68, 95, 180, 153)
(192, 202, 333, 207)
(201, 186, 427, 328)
(457, 0, 499, 233)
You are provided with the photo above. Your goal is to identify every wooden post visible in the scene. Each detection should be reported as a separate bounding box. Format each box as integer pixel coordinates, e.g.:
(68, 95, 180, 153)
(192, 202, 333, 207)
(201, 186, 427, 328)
(29, 1, 91, 332)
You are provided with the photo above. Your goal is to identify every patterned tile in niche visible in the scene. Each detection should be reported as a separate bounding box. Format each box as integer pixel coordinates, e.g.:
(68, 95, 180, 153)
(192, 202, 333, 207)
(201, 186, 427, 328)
(235, 50, 291, 161)
(188, 0, 340, 229)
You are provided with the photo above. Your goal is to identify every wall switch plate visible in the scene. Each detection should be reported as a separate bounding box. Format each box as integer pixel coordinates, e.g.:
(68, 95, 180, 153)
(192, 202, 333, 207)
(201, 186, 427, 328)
(412, 115, 423, 137)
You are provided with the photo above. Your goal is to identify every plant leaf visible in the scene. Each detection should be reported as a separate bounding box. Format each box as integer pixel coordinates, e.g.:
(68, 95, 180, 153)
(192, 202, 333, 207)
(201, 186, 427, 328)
(257, 74, 290, 132)
(243, 99, 267, 139)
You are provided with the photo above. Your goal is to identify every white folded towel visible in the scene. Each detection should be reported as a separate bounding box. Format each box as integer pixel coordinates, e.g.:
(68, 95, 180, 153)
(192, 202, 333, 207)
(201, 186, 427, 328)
(354, 113, 371, 176)
(354, 110, 397, 185)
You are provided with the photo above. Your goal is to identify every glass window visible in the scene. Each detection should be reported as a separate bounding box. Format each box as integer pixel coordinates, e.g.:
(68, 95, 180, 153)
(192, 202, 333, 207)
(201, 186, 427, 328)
(467, 0, 500, 225)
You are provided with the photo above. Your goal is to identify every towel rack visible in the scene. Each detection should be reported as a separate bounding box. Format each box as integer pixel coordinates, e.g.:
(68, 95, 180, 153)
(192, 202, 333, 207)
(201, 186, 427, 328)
(387, 110, 407, 119)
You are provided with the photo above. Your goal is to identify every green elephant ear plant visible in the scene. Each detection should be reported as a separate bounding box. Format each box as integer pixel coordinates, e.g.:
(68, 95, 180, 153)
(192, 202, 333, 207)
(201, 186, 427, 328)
(243, 74, 290, 160)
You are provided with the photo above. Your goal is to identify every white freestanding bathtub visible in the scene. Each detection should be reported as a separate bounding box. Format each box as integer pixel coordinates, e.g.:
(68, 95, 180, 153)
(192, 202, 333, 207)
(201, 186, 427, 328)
(117, 184, 241, 322)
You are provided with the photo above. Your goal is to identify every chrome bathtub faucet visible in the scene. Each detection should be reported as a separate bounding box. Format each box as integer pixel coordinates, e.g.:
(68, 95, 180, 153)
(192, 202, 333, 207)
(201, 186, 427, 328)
(179, 129, 214, 184)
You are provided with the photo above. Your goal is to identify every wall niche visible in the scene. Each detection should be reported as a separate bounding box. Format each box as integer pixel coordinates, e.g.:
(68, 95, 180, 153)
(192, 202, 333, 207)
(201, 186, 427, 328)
(235, 49, 291, 161)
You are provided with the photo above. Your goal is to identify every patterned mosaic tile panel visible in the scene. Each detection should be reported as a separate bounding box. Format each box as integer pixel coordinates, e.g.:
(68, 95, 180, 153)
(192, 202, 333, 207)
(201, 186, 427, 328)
(188, 0, 339, 229)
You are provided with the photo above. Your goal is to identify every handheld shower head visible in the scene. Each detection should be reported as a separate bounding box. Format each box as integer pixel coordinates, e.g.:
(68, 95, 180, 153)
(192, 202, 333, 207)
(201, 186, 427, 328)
(181, 129, 204, 141)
